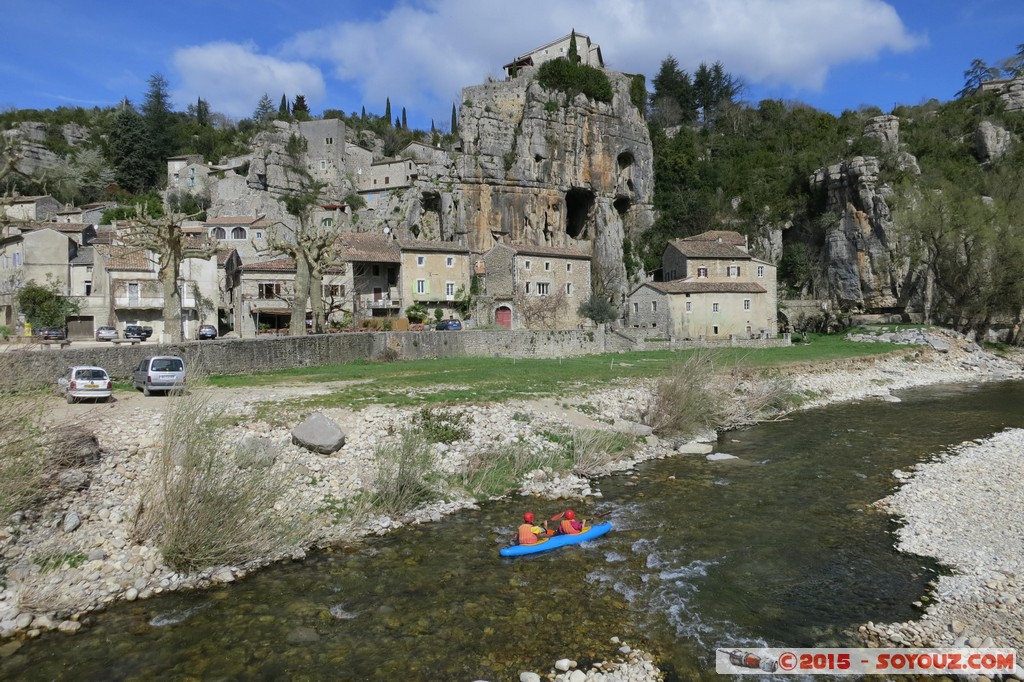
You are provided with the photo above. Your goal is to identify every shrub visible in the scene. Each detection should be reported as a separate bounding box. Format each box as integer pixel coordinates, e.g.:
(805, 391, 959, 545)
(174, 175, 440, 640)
(460, 441, 560, 499)
(413, 407, 469, 443)
(0, 391, 51, 518)
(537, 58, 613, 103)
(370, 429, 437, 516)
(133, 392, 296, 572)
(644, 350, 725, 437)
(577, 293, 618, 324)
(569, 429, 636, 476)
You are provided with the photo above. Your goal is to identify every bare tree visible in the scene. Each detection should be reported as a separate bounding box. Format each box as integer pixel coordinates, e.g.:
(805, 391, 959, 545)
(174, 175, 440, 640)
(265, 180, 343, 335)
(514, 290, 569, 329)
(118, 208, 218, 342)
(0, 135, 25, 188)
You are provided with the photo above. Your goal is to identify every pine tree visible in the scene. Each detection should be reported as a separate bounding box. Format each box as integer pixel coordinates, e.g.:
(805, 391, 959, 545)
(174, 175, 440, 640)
(142, 73, 177, 187)
(385, 97, 392, 126)
(401, 107, 407, 130)
(108, 99, 153, 194)
(293, 94, 311, 121)
(254, 93, 275, 122)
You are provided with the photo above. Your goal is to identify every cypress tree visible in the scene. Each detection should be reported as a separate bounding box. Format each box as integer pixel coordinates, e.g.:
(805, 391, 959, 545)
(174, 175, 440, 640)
(451, 103, 457, 133)
(401, 107, 407, 130)
(385, 97, 392, 126)
(279, 94, 289, 117)
(361, 105, 366, 119)
(568, 29, 579, 64)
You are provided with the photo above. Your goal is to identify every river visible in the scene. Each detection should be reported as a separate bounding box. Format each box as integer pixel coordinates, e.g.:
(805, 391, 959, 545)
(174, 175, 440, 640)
(4, 380, 1024, 681)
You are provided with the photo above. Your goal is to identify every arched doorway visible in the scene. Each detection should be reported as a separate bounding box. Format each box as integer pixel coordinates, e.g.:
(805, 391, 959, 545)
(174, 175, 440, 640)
(495, 306, 512, 328)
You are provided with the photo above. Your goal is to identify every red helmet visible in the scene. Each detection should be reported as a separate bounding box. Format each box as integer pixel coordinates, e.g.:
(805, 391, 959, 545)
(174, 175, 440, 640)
(564, 510, 575, 520)
(523, 512, 535, 523)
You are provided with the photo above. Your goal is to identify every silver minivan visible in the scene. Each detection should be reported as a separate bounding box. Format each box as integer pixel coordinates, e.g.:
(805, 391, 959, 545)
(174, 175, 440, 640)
(133, 356, 186, 396)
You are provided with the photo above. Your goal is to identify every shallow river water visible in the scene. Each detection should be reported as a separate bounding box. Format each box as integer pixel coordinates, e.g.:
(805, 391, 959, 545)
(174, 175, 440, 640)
(4, 381, 1024, 681)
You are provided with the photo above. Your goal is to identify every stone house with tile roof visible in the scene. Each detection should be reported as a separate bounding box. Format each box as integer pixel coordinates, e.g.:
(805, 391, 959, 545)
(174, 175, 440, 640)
(481, 243, 592, 329)
(0, 195, 63, 222)
(627, 230, 778, 339)
(0, 225, 79, 332)
(337, 233, 402, 321)
(398, 239, 473, 323)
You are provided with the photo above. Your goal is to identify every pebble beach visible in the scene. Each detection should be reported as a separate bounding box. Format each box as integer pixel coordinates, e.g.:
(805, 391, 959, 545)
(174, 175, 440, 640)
(2, 328, 1023, 681)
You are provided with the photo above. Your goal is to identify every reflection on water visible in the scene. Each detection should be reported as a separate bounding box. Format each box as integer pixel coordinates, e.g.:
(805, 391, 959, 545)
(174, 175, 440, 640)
(4, 381, 1024, 681)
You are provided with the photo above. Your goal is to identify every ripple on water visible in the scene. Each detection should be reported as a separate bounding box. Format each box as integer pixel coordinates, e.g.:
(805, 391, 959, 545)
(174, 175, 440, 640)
(149, 601, 213, 627)
(329, 604, 358, 620)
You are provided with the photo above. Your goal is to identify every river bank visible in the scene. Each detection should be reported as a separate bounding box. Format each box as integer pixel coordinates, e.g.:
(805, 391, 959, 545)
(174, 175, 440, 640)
(1, 329, 1022, 680)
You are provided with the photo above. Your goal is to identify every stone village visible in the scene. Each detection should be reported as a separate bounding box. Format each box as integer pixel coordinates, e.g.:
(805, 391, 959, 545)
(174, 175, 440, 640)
(1, 33, 778, 344)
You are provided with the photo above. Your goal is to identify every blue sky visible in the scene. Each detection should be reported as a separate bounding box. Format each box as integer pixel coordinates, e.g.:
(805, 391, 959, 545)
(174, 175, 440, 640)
(2, 0, 1022, 131)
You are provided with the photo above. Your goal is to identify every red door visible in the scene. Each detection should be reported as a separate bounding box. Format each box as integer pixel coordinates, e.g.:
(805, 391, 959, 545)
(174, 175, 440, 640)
(496, 306, 512, 328)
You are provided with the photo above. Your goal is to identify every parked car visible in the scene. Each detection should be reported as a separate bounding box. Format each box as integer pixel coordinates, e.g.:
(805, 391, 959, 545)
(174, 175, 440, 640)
(58, 366, 113, 404)
(132, 356, 186, 396)
(95, 325, 118, 342)
(124, 324, 147, 340)
(141, 326, 153, 340)
(435, 319, 463, 331)
(35, 327, 66, 341)
(196, 324, 217, 340)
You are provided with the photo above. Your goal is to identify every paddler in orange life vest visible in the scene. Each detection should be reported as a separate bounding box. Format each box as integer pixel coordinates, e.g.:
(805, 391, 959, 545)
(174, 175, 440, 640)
(517, 512, 545, 545)
(557, 509, 585, 535)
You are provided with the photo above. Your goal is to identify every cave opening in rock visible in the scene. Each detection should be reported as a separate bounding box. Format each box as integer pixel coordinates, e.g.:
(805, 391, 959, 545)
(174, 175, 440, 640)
(565, 187, 595, 239)
(614, 197, 631, 216)
(617, 152, 634, 170)
(420, 191, 442, 240)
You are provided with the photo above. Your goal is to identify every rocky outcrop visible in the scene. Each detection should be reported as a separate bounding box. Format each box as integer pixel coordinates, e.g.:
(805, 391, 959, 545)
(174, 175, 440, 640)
(975, 120, 1016, 163)
(1, 123, 90, 179)
(453, 70, 655, 299)
(809, 116, 924, 313)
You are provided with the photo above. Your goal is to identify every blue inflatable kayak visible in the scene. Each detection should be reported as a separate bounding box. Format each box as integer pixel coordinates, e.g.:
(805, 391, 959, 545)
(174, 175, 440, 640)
(499, 522, 612, 557)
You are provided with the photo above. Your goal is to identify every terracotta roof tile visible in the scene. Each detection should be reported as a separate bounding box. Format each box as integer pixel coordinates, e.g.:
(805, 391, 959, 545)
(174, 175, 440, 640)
(397, 239, 471, 254)
(100, 245, 153, 271)
(337, 233, 401, 263)
(504, 243, 592, 259)
(205, 215, 269, 226)
(240, 257, 296, 272)
(682, 230, 747, 247)
(668, 238, 750, 259)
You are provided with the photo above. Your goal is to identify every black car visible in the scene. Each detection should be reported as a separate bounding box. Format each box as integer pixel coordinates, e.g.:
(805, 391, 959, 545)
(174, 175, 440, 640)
(124, 324, 147, 340)
(196, 324, 217, 340)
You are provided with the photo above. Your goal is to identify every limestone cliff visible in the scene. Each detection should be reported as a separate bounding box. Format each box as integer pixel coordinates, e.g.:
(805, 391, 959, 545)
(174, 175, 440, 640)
(809, 116, 922, 312)
(452, 71, 655, 299)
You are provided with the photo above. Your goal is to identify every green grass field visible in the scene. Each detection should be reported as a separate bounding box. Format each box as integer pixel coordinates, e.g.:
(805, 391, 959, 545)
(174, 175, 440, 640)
(205, 333, 907, 412)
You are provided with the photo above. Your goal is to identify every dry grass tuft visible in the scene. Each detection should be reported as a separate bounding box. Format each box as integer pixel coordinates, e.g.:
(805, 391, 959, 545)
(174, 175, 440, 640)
(643, 349, 725, 437)
(569, 429, 636, 476)
(370, 429, 438, 516)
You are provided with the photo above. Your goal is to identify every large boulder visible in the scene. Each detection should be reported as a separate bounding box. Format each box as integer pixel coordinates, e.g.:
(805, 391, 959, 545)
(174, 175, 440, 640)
(291, 413, 346, 454)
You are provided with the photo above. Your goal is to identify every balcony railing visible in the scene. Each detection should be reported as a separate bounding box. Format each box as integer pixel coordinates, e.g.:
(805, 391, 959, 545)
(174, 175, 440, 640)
(359, 295, 400, 309)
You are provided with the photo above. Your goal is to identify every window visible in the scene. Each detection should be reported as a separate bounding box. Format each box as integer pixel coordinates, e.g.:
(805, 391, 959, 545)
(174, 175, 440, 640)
(325, 137, 333, 145)
(537, 282, 549, 296)
(565, 282, 573, 295)
(84, 281, 92, 296)
(1, 255, 8, 269)
(566, 262, 572, 272)
(384, 176, 390, 185)
(651, 301, 657, 312)
(416, 279, 426, 294)
(417, 256, 425, 266)
(322, 217, 333, 228)
(697, 267, 708, 278)
(372, 265, 380, 276)
(446, 256, 454, 267)
(86, 266, 92, 273)
(544, 261, 551, 271)
(255, 231, 263, 239)
(258, 282, 281, 299)
(12, 253, 22, 266)
(727, 265, 740, 277)
(387, 267, 398, 285)
(757, 265, 765, 277)
(524, 260, 531, 270)
(211, 227, 226, 239)
(323, 284, 344, 298)
(743, 299, 751, 311)
(446, 282, 455, 297)
(685, 301, 692, 313)
(633, 302, 639, 313)
(320, 160, 327, 171)
(712, 302, 720, 313)
(231, 227, 247, 239)
(713, 325, 719, 335)
(525, 281, 531, 294)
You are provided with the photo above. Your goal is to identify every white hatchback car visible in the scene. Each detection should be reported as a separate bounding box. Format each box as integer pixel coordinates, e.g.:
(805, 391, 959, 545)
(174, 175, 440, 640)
(58, 366, 113, 404)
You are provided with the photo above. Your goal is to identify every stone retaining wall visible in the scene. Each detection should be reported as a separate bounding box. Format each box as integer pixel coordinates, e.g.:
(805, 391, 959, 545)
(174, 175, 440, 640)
(2, 326, 790, 386)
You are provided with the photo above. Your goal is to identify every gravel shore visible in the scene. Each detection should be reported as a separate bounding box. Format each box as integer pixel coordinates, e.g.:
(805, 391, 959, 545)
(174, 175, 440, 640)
(2, 328, 1022, 681)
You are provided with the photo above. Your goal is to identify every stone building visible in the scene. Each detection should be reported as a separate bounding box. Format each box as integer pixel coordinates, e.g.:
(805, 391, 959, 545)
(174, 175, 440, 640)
(502, 32, 604, 77)
(1, 195, 62, 222)
(336, 232, 401, 321)
(627, 230, 777, 339)
(398, 240, 473, 323)
(481, 243, 591, 329)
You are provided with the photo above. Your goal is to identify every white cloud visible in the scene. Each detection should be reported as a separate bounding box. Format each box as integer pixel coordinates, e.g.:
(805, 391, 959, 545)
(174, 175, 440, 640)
(171, 42, 326, 120)
(279, 0, 923, 123)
